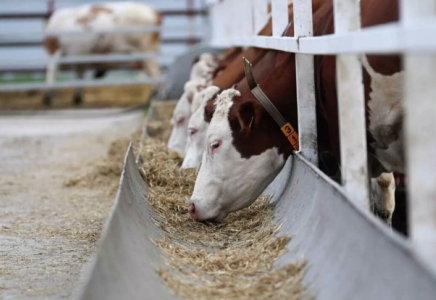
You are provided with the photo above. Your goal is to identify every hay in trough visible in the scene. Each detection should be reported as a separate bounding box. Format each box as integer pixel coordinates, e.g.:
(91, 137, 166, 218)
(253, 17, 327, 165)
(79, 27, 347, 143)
(138, 136, 307, 299)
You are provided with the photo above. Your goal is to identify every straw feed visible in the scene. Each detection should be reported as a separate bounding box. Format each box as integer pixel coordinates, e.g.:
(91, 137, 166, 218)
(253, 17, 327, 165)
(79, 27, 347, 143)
(138, 133, 306, 299)
(64, 130, 140, 196)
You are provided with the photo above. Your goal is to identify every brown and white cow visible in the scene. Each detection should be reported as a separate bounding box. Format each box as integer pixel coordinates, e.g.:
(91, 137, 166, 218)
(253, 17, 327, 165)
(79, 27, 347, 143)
(44, 2, 162, 105)
(167, 10, 283, 156)
(187, 0, 403, 223)
(181, 3, 299, 168)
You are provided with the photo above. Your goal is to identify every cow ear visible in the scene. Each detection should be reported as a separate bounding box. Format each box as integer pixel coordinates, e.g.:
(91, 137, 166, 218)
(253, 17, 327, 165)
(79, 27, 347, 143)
(237, 100, 262, 135)
(204, 99, 216, 122)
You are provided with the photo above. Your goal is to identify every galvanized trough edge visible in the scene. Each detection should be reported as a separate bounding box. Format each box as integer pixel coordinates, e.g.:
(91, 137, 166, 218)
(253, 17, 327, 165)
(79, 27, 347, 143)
(74, 143, 436, 300)
(74, 144, 177, 300)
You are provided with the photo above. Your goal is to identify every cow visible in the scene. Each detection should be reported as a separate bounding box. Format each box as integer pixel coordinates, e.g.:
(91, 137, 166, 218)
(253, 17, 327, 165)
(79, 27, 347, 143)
(187, 0, 403, 224)
(189, 53, 218, 83)
(180, 0, 325, 169)
(43, 2, 162, 105)
(166, 14, 277, 155)
(174, 2, 297, 164)
(167, 52, 226, 155)
(166, 2, 297, 157)
(167, 79, 208, 155)
(182, 85, 220, 169)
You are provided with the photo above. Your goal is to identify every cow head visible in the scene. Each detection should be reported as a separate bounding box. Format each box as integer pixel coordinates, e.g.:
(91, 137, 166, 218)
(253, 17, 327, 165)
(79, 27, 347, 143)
(199, 53, 218, 69)
(182, 85, 220, 169)
(167, 79, 207, 154)
(187, 88, 291, 221)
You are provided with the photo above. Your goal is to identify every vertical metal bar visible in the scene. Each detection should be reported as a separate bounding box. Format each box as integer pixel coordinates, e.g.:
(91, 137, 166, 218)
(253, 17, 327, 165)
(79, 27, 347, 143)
(334, 0, 369, 210)
(401, 0, 436, 273)
(187, 0, 195, 47)
(271, 0, 288, 37)
(294, 0, 318, 165)
(253, 0, 268, 35)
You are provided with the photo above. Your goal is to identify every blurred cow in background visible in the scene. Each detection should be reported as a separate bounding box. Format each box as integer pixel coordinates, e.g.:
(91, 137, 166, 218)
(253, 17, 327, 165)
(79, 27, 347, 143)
(167, 78, 208, 155)
(44, 2, 162, 105)
(167, 53, 220, 154)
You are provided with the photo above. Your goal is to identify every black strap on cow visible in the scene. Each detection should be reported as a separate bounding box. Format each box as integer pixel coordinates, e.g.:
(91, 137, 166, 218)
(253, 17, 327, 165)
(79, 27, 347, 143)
(243, 57, 299, 151)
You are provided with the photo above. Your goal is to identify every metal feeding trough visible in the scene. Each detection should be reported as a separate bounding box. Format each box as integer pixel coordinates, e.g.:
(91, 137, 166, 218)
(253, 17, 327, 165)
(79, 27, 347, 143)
(74, 141, 436, 300)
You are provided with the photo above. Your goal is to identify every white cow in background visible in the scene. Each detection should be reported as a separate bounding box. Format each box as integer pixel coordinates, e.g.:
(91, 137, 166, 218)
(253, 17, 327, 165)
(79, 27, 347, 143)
(182, 86, 220, 169)
(167, 53, 218, 155)
(189, 53, 218, 83)
(44, 2, 162, 105)
(167, 79, 208, 155)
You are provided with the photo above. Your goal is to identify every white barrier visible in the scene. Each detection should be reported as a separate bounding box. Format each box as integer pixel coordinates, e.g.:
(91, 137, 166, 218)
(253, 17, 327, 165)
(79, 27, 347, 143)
(208, 0, 436, 273)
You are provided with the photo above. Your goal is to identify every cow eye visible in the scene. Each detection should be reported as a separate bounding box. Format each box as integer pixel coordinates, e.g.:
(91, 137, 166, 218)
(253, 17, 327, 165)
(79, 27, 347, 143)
(188, 128, 198, 136)
(177, 117, 185, 125)
(210, 140, 221, 153)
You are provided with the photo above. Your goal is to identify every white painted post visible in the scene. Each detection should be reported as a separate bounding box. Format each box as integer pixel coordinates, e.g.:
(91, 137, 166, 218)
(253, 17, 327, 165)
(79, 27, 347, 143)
(271, 0, 288, 37)
(294, 0, 318, 165)
(253, 0, 269, 35)
(216, 0, 233, 43)
(231, 0, 243, 40)
(401, 0, 436, 273)
(209, 2, 222, 44)
(334, 0, 369, 210)
(238, 0, 254, 38)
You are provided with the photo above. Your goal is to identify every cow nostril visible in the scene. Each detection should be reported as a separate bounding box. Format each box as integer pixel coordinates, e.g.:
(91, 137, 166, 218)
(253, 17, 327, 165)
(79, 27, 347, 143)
(188, 203, 196, 215)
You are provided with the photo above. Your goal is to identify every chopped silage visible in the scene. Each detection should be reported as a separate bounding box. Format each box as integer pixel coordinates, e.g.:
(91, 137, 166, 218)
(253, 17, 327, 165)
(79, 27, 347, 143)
(138, 115, 307, 299)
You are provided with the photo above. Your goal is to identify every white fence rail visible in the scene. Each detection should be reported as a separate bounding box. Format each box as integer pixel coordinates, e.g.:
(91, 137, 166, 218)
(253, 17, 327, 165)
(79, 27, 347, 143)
(208, 0, 436, 273)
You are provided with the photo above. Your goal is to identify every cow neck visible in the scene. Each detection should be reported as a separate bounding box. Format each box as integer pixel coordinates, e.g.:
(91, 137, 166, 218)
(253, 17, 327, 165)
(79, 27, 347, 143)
(229, 53, 297, 160)
(243, 57, 299, 150)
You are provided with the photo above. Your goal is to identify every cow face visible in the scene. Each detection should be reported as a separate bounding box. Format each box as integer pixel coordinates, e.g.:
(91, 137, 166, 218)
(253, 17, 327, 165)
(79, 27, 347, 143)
(167, 80, 207, 154)
(167, 91, 191, 154)
(182, 106, 209, 169)
(182, 86, 220, 169)
(188, 89, 285, 221)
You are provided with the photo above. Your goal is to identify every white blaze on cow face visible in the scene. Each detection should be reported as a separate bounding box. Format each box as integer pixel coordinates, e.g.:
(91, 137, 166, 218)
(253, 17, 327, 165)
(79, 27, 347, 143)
(167, 91, 191, 154)
(188, 89, 285, 221)
(182, 86, 220, 169)
(167, 79, 207, 154)
(189, 53, 217, 82)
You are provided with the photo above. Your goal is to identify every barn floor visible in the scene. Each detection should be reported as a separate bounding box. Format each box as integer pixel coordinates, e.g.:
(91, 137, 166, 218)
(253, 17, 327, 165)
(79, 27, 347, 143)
(0, 109, 144, 299)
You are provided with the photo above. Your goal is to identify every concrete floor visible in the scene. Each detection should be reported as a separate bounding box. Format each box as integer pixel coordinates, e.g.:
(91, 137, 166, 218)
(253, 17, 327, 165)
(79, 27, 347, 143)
(0, 109, 143, 299)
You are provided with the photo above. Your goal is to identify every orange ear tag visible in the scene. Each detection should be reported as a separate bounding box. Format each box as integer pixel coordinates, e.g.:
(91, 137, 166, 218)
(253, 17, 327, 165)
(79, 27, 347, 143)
(280, 123, 300, 151)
